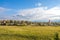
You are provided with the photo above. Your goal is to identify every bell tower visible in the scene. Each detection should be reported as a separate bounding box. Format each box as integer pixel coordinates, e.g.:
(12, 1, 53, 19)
(48, 19, 51, 26)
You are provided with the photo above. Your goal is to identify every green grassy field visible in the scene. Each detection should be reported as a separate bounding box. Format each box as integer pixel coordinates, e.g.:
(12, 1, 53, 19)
(0, 26, 60, 40)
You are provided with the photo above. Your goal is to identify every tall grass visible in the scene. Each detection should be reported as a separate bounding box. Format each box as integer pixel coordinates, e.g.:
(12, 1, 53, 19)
(0, 26, 60, 40)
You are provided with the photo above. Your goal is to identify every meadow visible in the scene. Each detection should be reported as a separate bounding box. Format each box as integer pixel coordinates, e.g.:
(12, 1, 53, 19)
(0, 26, 60, 40)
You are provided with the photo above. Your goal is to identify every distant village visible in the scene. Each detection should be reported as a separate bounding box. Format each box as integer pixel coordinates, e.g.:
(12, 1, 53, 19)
(0, 20, 60, 26)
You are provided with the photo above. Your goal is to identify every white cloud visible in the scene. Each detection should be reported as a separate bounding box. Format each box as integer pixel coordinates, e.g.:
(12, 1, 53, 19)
(16, 7, 46, 20)
(15, 6, 60, 21)
(46, 7, 60, 20)
(0, 5, 60, 21)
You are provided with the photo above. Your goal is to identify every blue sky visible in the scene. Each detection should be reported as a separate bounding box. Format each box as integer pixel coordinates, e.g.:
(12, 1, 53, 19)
(0, 0, 60, 21)
(0, 0, 60, 9)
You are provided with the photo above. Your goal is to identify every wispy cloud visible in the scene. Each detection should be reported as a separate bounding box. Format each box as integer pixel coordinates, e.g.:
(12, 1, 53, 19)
(0, 7, 16, 20)
(0, 7, 11, 13)
(35, 3, 42, 7)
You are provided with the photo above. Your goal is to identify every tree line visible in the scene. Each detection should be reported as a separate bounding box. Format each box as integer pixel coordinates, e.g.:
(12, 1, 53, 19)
(0, 20, 60, 26)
